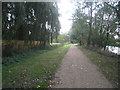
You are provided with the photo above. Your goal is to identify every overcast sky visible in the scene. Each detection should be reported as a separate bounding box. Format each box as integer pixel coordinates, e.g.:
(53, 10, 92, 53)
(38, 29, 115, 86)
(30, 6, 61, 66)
(57, 0, 75, 34)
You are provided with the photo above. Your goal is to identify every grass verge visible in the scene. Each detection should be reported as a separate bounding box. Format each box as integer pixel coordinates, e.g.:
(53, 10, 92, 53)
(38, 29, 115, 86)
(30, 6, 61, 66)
(77, 46, 119, 88)
(3, 44, 72, 88)
(2, 44, 63, 65)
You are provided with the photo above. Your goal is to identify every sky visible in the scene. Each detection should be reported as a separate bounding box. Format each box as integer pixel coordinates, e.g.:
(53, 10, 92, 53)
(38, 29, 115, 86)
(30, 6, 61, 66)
(57, 0, 75, 34)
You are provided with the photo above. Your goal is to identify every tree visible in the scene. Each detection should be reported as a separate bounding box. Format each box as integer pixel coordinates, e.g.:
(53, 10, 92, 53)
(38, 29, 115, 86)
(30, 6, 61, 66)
(70, 2, 118, 49)
(2, 2, 61, 57)
(58, 33, 70, 43)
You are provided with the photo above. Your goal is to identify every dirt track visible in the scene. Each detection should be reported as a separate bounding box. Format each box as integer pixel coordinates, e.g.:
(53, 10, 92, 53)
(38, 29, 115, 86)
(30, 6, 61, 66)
(51, 45, 113, 88)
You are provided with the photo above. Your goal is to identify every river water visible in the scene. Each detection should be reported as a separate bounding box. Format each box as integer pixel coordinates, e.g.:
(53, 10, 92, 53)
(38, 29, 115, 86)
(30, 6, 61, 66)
(106, 46, 120, 55)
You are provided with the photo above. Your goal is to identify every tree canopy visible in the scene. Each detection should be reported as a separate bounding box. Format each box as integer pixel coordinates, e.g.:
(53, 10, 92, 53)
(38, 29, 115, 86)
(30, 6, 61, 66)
(70, 1, 120, 49)
(2, 2, 61, 57)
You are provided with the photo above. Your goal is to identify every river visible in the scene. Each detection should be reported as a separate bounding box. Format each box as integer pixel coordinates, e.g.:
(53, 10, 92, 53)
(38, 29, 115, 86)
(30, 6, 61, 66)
(106, 46, 120, 55)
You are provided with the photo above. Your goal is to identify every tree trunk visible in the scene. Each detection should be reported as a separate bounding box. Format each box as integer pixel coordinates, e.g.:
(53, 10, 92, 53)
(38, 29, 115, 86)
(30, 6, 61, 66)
(55, 35, 58, 43)
(87, 3, 92, 46)
(104, 24, 110, 50)
(99, 12, 104, 47)
(50, 32, 53, 44)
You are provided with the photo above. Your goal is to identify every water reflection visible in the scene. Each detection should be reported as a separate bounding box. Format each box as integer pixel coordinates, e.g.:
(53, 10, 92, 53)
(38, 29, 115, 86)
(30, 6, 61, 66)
(106, 46, 120, 55)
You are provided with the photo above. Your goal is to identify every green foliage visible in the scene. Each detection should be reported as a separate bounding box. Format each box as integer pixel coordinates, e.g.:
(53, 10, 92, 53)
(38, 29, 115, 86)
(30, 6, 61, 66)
(2, 44, 63, 65)
(70, 2, 119, 48)
(2, 44, 71, 88)
(70, 9, 89, 44)
(2, 2, 61, 57)
(58, 33, 70, 43)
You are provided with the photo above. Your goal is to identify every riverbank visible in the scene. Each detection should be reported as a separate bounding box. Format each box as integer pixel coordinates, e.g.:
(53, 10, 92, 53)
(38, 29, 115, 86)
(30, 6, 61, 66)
(78, 46, 119, 88)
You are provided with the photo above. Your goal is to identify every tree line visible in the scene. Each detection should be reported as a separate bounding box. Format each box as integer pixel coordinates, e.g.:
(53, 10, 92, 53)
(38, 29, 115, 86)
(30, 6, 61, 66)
(70, 2, 120, 50)
(2, 2, 60, 57)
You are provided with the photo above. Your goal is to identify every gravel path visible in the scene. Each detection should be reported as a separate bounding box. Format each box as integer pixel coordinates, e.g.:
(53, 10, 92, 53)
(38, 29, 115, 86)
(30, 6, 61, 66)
(51, 45, 113, 88)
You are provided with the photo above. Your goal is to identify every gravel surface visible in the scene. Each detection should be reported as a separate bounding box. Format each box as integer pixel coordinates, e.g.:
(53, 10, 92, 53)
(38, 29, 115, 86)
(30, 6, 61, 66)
(51, 45, 113, 88)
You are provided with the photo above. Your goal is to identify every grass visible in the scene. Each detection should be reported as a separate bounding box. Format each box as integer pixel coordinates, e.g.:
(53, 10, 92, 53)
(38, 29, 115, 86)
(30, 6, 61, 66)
(77, 46, 119, 88)
(2, 44, 63, 65)
(2, 44, 72, 88)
